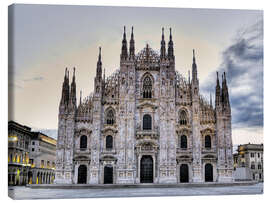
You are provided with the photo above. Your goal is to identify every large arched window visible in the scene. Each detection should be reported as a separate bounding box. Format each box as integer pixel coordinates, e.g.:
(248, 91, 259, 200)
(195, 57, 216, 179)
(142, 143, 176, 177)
(179, 110, 188, 125)
(80, 135, 87, 149)
(180, 135, 187, 149)
(205, 135, 211, 149)
(106, 109, 115, 125)
(143, 76, 152, 98)
(106, 135, 113, 150)
(143, 114, 152, 130)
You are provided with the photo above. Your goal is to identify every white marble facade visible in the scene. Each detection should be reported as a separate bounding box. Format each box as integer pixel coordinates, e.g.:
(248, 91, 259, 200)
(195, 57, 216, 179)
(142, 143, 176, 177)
(54, 27, 234, 184)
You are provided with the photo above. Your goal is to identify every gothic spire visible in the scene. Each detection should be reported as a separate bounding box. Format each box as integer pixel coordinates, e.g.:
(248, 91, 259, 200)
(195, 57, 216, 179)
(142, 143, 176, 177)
(192, 49, 198, 82)
(79, 90, 82, 106)
(160, 27, 166, 59)
(215, 71, 221, 108)
(70, 67, 76, 107)
(129, 26, 135, 59)
(167, 27, 174, 60)
(121, 26, 128, 60)
(210, 92, 212, 107)
(222, 72, 230, 107)
(96, 47, 102, 81)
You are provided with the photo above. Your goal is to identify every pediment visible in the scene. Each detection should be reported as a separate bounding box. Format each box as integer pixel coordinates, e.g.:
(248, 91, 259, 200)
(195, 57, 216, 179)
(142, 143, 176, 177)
(137, 101, 158, 109)
(202, 154, 216, 159)
(102, 125, 118, 133)
(200, 127, 215, 135)
(100, 155, 117, 161)
(75, 127, 92, 135)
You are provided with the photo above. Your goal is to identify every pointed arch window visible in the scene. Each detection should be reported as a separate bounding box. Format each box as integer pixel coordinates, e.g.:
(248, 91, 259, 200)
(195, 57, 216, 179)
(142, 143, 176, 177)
(106, 109, 115, 125)
(106, 135, 113, 150)
(180, 135, 187, 149)
(143, 114, 152, 130)
(80, 135, 87, 149)
(143, 76, 152, 98)
(179, 110, 188, 125)
(205, 135, 211, 149)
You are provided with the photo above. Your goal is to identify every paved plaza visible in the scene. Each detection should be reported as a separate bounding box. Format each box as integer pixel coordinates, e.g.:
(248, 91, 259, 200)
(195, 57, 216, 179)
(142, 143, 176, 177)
(8, 183, 263, 199)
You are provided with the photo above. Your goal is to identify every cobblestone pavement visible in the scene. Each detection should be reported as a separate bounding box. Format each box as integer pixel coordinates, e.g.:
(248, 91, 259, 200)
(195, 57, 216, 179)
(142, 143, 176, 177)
(8, 183, 263, 200)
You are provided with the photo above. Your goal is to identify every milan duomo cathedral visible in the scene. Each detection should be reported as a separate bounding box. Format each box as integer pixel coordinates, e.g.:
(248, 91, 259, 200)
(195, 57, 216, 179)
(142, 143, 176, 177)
(55, 26, 234, 185)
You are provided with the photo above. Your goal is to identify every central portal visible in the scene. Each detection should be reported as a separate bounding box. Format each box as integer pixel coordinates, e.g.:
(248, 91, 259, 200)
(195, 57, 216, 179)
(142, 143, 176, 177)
(140, 155, 153, 183)
(104, 165, 113, 184)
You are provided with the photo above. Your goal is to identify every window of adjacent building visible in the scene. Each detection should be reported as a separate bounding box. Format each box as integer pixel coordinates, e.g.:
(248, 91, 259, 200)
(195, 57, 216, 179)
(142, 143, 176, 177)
(241, 162, 245, 167)
(143, 76, 152, 98)
(106, 109, 115, 125)
(32, 141, 35, 145)
(179, 110, 188, 125)
(143, 114, 152, 130)
(80, 135, 87, 149)
(106, 135, 113, 150)
(251, 164, 255, 169)
(253, 174, 255, 180)
(32, 148, 35, 152)
(180, 135, 187, 149)
(41, 160, 44, 168)
(25, 141, 29, 150)
(258, 164, 262, 170)
(47, 161, 50, 168)
(258, 153, 260, 158)
(205, 135, 211, 149)
(251, 153, 254, 158)
(259, 173, 262, 179)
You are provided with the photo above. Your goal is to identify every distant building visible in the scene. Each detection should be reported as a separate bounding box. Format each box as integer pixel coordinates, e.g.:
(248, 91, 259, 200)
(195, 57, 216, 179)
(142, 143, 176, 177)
(233, 144, 263, 182)
(8, 121, 56, 186)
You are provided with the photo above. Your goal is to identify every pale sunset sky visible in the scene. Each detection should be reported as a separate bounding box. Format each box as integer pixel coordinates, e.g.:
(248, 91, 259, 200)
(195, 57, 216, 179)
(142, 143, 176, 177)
(8, 4, 263, 145)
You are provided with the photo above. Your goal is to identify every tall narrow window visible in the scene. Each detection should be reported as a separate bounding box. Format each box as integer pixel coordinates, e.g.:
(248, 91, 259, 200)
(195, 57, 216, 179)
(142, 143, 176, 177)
(179, 110, 188, 125)
(80, 135, 87, 149)
(106, 135, 113, 150)
(180, 135, 187, 149)
(205, 135, 211, 148)
(143, 76, 152, 98)
(106, 109, 115, 125)
(143, 114, 152, 130)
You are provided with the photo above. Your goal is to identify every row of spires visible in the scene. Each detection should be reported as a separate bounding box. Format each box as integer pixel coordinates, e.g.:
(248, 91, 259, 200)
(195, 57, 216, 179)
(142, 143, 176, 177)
(60, 67, 77, 110)
(60, 27, 229, 113)
(215, 71, 230, 110)
(121, 26, 174, 60)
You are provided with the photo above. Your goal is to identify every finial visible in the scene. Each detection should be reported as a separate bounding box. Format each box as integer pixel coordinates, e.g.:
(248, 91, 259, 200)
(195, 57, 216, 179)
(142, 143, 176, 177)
(98, 46, 102, 61)
(124, 26, 126, 33)
(188, 70, 190, 83)
(193, 49, 196, 63)
(210, 92, 212, 107)
(132, 26, 133, 34)
(80, 90, 82, 105)
(169, 27, 172, 40)
(162, 27, 164, 35)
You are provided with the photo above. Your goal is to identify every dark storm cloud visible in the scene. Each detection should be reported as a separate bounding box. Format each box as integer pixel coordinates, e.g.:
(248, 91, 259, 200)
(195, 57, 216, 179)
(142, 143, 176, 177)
(201, 19, 263, 129)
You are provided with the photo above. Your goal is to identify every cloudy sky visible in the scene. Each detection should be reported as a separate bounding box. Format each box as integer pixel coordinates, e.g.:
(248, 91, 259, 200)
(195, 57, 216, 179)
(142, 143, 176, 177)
(8, 4, 263, 145)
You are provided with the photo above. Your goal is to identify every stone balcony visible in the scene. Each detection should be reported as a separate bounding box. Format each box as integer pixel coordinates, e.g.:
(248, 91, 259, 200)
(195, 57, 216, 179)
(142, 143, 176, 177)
(176, 147, 192, 154)
(202, 147, 217, 154)
(101, 148, 117, 155)
(74, 148, 91, 156)
(135, 129, 159, 140)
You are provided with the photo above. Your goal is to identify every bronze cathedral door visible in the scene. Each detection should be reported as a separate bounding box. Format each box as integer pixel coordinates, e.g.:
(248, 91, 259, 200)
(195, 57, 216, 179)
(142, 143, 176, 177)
(140, 155, 153, 183)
